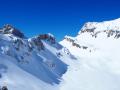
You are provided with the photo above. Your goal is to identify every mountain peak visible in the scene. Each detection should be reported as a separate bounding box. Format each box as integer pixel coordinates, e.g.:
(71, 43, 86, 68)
(0, 24, 25, 38)
(36, 33, 56, 44)
(0, 24, 68, 87)
(61, 18, 120, 51)
(79, 18, 120, 34)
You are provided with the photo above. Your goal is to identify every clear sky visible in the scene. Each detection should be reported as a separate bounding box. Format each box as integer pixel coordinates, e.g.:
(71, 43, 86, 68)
(0, 0, 120, 41)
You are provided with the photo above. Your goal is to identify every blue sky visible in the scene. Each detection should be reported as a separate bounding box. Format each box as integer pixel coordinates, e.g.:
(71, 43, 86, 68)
(0, 0, 120, 41)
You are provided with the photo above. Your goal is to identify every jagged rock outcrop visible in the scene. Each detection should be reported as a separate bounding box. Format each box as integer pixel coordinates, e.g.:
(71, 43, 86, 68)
(37, 34, 56, 44)
(28, 37, 44, 51)
(64, 36, 88, 49)
(0, 24, 57, 52)
(79, 19, 120, 39)
(0, 24, 25, 38)
(0, 24, 68, 87)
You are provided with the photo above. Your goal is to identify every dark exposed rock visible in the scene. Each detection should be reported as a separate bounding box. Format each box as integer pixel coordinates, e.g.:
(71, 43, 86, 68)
(38, 34, 49, 39)
(29, 37, 44, 51)
(11, 29, 24, 38)
(33, 38, 44, 50)
(65, 36, 88, 49)
(0, 74, 2, 78)
(64, 37, 74, 42)
(56, 52, 63, 57)
(2, 24, 24, 38)
(13, 38, 24, 51)
(1, 86, 8, 90)
(81, 28, 96, 33)
(82, 46, 88, 49)
(72, 42, 81, 48)
(3, 24, 12, 30)
(37, 34, 56, 44)
(81, 28, 120, 39)
(115, 33, 120, 38)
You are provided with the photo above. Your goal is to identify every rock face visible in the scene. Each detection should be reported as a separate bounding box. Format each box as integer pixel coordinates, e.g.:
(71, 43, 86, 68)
(79, 18, 120, 39)
(64, 36, 88, 49)
(28, 37, 44, 51)
(0, 24, 57, 52)
(62, 18, 120, 51)
(80, 29, 120, 38)
(0, 24, 68, 89)
(27, 33, 56, 51)
(1, 24, 25, 38)
(37, 34, 56, 44)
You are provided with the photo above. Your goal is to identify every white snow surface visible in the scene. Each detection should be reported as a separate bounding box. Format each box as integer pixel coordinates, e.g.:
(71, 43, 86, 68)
(1, 18, 120, 90)
(79, 18, 120, 33)
(60, 18, 120, 90)
(0, 32, 70, 90)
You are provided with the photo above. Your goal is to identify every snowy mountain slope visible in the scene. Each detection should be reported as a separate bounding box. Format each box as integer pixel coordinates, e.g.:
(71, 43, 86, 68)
(1, 18, 120, 90)
(79, 18, 120, 32)
(0, 54, 58, 90)
(0, 24, 73, 90)
(60, 18, 120, 90)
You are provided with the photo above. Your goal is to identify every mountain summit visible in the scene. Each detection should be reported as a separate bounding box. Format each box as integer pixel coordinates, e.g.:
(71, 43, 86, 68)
(0, 24, 71, 90)
(60, 18, 120, 90)
(80, 18, 120, 32)
(0, 24, 25, 38)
